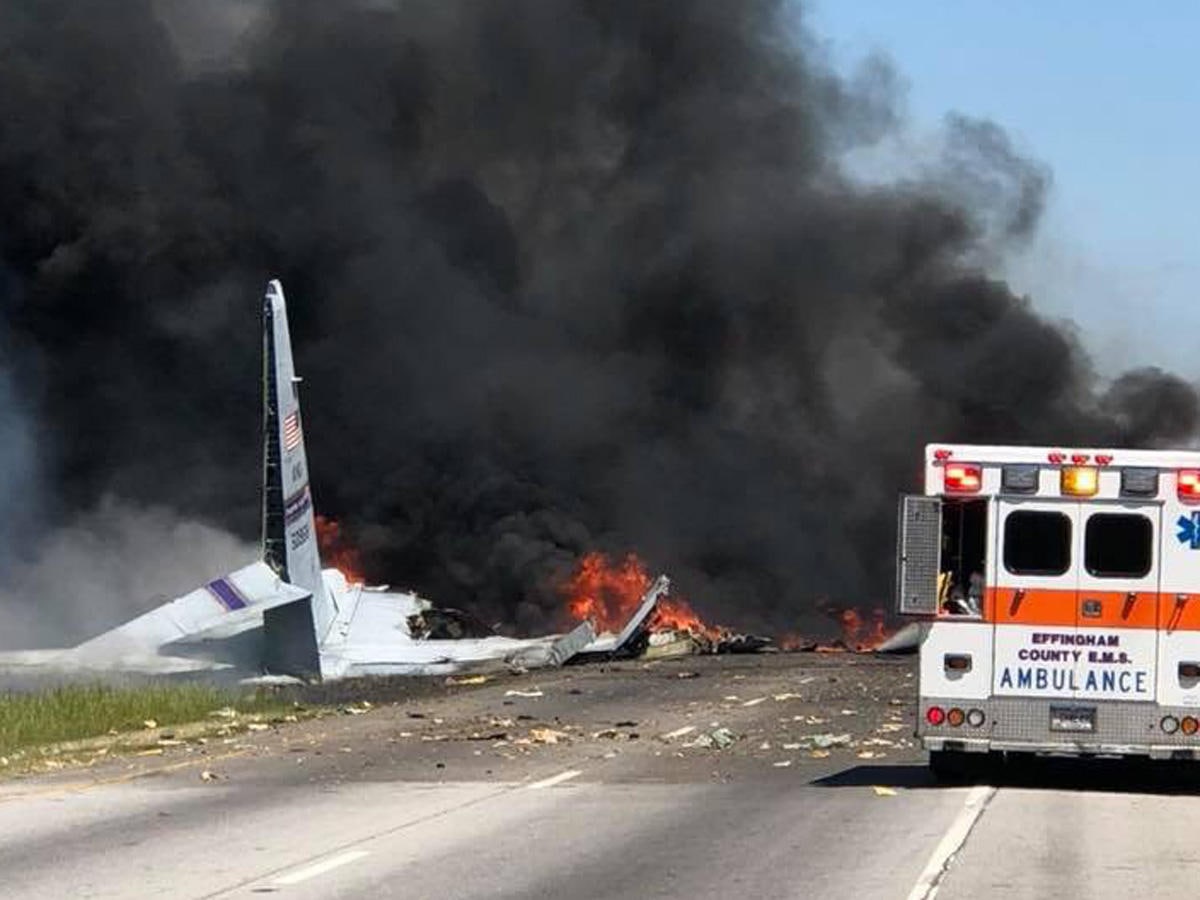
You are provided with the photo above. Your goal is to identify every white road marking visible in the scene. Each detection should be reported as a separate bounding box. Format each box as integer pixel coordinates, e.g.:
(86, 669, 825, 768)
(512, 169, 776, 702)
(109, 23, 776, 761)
(527, 769, 582, 790)
(273, 850, 370, 886)
(906, 785, 996, 900)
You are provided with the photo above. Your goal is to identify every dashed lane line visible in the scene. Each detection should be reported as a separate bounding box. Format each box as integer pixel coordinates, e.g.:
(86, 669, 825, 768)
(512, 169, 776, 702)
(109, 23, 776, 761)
(273, 850, 371, 886)
(203, 769, 591, 897)
(527, 769, 582, 789)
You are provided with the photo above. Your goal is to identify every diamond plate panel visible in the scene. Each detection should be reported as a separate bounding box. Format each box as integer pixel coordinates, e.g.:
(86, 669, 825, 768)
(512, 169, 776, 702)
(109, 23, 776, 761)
(897, 495, 941, 615)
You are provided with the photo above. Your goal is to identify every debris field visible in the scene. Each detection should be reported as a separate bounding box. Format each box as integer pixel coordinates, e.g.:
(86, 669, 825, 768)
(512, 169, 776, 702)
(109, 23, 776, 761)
(9, 652, 922, 788)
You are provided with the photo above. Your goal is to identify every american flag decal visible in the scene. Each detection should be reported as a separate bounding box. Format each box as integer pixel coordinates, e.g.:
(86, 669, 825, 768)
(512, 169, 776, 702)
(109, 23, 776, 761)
(283, 410, 302, 451)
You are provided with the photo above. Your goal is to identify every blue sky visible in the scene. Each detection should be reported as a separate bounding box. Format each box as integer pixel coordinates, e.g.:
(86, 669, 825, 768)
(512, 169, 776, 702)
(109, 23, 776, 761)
(809, 1, 1200, 376)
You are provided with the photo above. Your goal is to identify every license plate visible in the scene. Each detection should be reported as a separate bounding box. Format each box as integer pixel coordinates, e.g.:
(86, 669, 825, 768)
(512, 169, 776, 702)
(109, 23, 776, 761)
(1050, 705, 1096, 732)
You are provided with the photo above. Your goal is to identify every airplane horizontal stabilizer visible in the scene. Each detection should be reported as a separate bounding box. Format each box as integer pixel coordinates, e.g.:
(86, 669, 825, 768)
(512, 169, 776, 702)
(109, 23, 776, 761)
(64, 561, 311, 671)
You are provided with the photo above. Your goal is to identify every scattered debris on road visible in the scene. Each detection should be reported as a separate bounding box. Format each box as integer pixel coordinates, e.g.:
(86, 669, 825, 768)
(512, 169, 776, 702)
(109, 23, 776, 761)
(529, 728, 570, 745)
(811, 733, 853, 749)
(684, 727, 738, 750)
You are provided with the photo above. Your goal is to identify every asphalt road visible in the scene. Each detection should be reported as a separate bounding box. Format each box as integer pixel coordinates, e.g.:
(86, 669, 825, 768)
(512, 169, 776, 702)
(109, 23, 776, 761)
(3, 654, 1200, 898)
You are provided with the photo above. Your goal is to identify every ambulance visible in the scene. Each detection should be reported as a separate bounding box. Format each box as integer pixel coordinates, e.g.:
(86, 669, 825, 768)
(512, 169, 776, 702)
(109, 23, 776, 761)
(897, 444, 1200, 775)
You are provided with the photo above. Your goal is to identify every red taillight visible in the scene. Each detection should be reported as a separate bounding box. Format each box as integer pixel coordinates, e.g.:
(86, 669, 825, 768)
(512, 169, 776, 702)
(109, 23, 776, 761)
(944, 464, 982, 494)
(926, 706, 946, 726)
(1072, 453, 1090, 465)
(1048, 452, 1066, 465)
(1096, 455, 1113, 466)
(1179, 471, 1200, 501)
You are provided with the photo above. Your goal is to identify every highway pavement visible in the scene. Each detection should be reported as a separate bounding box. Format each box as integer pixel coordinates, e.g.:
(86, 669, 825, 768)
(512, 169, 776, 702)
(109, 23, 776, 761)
(1, 654, 1199, 898)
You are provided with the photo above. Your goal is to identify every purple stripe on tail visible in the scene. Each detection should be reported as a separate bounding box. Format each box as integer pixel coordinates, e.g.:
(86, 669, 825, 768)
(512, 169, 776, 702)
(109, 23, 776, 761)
(206, 577, 248, 611)
(284, 487, 312, 525)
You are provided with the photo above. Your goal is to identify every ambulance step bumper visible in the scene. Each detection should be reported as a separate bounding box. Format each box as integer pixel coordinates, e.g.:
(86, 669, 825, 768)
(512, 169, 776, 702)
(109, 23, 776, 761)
(922, 736, 1200, 760)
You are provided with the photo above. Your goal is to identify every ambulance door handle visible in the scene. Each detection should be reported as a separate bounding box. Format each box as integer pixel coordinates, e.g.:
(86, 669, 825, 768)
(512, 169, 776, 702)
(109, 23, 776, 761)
(1122, 592, 1137, 618)
(1081, 599, 1102, 618)
(1009, 588, 1025, 615)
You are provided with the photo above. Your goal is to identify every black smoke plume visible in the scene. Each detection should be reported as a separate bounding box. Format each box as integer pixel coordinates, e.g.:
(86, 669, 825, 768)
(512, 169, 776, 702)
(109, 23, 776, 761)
(0, 0, 1195, 639)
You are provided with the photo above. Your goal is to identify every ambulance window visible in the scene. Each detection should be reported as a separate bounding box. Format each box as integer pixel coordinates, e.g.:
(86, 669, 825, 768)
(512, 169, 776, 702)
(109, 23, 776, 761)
(1085, 514, 1152, 578)
(1003, 511, 1071, 576)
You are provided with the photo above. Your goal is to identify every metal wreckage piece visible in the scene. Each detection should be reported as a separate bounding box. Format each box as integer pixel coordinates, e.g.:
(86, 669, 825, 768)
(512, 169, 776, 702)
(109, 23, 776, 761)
(0, 281, 668, 683)
(871, 622, 922, 654)
(643, 631, 776, 659)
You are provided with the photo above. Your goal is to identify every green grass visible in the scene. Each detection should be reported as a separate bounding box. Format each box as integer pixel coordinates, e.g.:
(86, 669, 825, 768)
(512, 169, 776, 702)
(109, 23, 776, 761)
(0, 682, 291, 759)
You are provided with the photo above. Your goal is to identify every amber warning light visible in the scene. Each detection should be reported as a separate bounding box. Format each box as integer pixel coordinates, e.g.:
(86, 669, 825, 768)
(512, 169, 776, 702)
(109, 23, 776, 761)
(1061, 466, 1099, 497)
(944, 463, 982, 494)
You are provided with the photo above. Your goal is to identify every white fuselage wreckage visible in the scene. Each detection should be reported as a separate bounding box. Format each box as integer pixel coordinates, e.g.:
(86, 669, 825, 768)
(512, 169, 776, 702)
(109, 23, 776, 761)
(0, 282, 666, 681)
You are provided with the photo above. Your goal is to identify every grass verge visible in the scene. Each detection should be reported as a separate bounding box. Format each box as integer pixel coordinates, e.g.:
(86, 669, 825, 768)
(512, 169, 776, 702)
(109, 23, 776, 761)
(0, 682, 293, 762)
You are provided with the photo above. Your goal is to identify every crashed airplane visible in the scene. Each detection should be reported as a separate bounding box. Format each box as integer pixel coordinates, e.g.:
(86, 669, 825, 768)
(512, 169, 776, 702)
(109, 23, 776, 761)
(0, 281, 666, 681)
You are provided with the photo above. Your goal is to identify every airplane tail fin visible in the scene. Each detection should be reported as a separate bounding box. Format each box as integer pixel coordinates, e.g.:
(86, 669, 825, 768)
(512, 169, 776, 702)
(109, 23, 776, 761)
(261, 280, 337, 673)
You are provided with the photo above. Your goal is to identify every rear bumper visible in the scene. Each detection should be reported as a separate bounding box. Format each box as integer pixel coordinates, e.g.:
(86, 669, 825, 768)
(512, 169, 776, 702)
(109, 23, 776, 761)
(919, 696, 1200, 760)
(921, 735, 1200, 760)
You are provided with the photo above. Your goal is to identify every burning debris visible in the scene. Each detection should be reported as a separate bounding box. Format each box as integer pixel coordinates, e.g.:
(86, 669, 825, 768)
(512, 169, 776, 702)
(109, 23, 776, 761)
(777, 606, 903, 654)
(562, 552, 778, 659)
(836, 609, 892, 651)
(560, 552, 895, 659)
(565, 553, 716, 642)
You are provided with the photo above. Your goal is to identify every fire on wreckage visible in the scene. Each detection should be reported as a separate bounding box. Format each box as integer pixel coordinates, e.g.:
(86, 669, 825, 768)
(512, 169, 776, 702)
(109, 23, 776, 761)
(558, 551, 901, 658)
(0, 281, 898, 683)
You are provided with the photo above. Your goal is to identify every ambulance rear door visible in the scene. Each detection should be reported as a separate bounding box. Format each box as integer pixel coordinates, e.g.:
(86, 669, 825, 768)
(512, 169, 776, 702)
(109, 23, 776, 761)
(992, 498, 1079, 698)
(1075, 502, 1159, 702)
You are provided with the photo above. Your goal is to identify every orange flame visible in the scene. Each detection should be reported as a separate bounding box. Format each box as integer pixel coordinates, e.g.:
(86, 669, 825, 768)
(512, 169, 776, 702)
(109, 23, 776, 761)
(315, 514, 366, 584)
(778, 633, 814, 652)
(652, 596, 722, 642)
(839, 608, 892, 650)
(778, 608, 894, 653)
(562, 553, 893, 651)
(562, 552, 719, 639)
